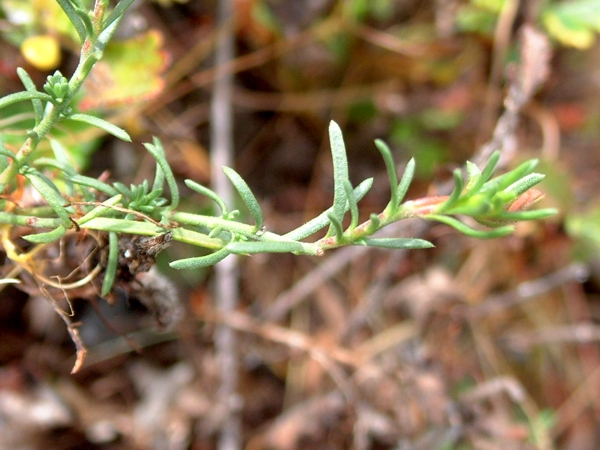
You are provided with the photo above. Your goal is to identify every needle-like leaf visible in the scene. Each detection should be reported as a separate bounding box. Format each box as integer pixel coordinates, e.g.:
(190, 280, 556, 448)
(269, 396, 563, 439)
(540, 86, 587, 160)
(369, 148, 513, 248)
(223, 166, 263, 231)
(327, 121, 350, 237)
(101, 232, 119, 296)
(375, 139, 399, 211)
(23, 225, 67, 244)
(362, 238, 434, 249)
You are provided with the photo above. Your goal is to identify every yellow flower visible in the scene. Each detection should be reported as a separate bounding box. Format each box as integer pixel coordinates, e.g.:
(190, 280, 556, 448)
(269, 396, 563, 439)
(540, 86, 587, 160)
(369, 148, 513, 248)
(21, 35, 61, 71)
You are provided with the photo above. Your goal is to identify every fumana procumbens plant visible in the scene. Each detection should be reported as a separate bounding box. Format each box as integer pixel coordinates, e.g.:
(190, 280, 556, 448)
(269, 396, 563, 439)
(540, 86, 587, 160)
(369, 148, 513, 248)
(0, 0, 556, 370)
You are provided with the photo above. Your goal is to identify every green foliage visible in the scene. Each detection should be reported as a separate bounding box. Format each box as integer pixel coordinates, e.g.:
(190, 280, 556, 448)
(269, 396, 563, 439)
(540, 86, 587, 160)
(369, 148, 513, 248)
(0, 0, 555, 299)
(458, 0, 600, 49)
(542, 0, 600, 49)
(343, 0, 396, 22)
(566, 206, 600, 261)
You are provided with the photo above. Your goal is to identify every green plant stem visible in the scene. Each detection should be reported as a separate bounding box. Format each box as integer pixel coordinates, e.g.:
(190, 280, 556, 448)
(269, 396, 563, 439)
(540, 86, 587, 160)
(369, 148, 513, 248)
(0, 212, 63, 228)
(315, 209, 408, 250)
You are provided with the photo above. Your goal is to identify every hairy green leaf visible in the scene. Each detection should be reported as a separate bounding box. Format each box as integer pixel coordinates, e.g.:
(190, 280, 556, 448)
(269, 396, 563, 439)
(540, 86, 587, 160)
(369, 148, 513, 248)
(375, 139, 399, 211)
(396, 158, 415, 207)
(101, 232, 119, 296)
(17, 68, 43, 126)
(223, 166, 263, 231)
(144, 138, 179, 209)
(343, 179, 359, 229)
(170, 246, 230, 270)
(327, 121, 350, 237)
(55, 0, 87, 43)
(77, 195, 123, 225)
(25, 170, 72, 226)
(0, 91, 53, 111)
(68, 113, 131, 142)
(440, 169, 465, 211)
(71, 174, 119, 197)
(465, 161, 481, 189)
(365, 213, 381, 234)
(481, 158, 539, 194)
(495, 208, 558, 222)
(104, 0, 137, 30)
(227, 240, 306, 254)
(425, 214, 514, 238)
(363, 237, 434, 249)
(96, 9, 124, 52)
(185, 179, 228, 216)
(326, 210, 344, 241)
(22, 225, 67, 243)
(113, 182, 133, 199)
(503, 173, 546, 196)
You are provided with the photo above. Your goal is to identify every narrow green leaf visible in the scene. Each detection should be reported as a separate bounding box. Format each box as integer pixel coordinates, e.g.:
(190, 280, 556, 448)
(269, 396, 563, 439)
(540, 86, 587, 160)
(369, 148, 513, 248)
(77, 195, 123, 225)
(75, 6, 96, 37)
(326, 210, 344, 241)
(144, 138, 179, 209)
(101, 232, 119, 296)
(343, 179, 359, 229)
(327, 121, 350, 236)
(396, 158, 415, 207)
(465, 151, 501, 196)
(466, 161, 481, 190)
(104, 0, 137, 30)
(74, 5, 95, 38)
(185, 179, 228, 216)
(476, 151, 501, 187)
(34, 156, 76, 197)
(503, 173, 546, 196)
(67, 113, 131, 142)
(208, 226, 224, 238)
(71, 174, 119, 197)
(17, 68, 43, 126)
(49, 139, 76, 171)
(96, 12, 122, 52)
(147, 188, 164, 202)
(170, 246, 230, 270)
(0, 90, 53, 111)
(425, 214, 515, 238)
(34, 157, 77, 176)
(152, 160, 165, 193)
(481, 159, 539, 193)
(170, 227, 225, 250)
(283, 178, 373, 241)
(363, 237, 434, 249)
(375, 139, 399, 211)
(0, 143, 15, 160)
(439, 169, 465, 211)
(494, 208, 558, 222)
(81, 216, 166, 235)
(365, 213, 381, 234)
(23, 225, 67, 244)
(113, 182, 133, 199)
(222, 166, 263, 230)
(55, 0, 87, 43)
(25, 171, 71, 226)
(227, 240, 306, 254)
(0, 140, 10, 173)
(0, 154, 8, 174)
